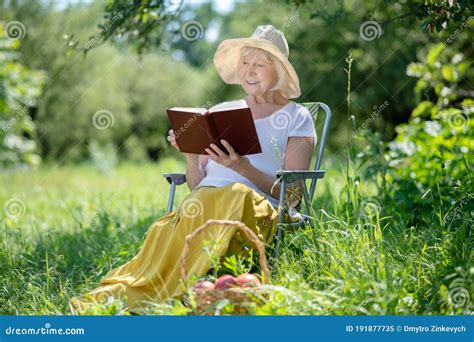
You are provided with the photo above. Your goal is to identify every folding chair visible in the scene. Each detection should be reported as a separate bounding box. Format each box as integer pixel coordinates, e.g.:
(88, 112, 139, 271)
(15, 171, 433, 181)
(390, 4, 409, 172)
(163, 102, 332, 274)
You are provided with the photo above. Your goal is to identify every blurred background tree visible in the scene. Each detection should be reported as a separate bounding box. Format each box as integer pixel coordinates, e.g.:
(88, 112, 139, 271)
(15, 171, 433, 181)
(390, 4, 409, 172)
(0, 21, 46, 169)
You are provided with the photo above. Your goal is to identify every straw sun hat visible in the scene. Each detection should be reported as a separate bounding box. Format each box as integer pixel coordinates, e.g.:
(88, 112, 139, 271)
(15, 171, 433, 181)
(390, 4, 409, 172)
(213, 25, 301, 99)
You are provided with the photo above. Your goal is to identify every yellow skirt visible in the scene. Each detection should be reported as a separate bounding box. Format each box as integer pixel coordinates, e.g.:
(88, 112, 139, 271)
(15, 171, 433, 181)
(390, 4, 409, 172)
(69, 182, 281, 313)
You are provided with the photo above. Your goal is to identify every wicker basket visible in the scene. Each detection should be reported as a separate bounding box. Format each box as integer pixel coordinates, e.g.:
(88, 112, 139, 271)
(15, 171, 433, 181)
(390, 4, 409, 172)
(179, 219, 271, 315)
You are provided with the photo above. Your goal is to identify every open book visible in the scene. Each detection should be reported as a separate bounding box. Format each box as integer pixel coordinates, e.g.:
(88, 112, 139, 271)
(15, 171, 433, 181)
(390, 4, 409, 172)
(166, 100, 262, 155)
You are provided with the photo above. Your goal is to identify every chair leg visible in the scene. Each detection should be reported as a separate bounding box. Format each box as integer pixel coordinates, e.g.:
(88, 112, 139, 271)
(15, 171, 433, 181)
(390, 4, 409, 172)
(301, 181, 313, 217)
(272, 178, 286, 275)
(166, 181, 177, 214)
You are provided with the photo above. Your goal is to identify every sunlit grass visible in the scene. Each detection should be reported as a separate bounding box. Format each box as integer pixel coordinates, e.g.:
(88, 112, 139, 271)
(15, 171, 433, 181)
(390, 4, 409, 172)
(0, 159, 470, 315)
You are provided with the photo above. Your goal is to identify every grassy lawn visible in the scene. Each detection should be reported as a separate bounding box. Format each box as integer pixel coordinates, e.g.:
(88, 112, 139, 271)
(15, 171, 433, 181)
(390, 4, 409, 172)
(0, 159, 470, 315)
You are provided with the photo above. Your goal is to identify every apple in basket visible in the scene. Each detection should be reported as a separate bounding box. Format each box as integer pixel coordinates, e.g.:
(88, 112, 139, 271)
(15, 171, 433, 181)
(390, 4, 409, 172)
(214, 275, 238, 289)
(236, 273, 261, 288)
(192, 280, 215, 292)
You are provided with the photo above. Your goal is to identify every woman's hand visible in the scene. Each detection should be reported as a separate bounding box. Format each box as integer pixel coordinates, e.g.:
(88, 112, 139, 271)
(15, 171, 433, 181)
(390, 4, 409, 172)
(167, 129, 202, 163)
(205, 140, 250, 174)
(167, 129, 180, 151)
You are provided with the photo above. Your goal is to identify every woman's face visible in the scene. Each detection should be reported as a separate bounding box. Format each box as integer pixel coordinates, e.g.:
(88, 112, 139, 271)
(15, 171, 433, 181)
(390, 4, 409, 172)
(238, 51, 278, 97)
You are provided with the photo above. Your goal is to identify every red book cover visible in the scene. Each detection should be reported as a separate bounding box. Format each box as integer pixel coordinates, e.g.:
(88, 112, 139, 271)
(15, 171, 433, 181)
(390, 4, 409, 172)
(166, 100, 262, 155)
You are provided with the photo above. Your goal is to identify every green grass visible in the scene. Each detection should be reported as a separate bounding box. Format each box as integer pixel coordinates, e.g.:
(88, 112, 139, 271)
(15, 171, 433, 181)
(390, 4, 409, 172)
(0, 158, 471, 315)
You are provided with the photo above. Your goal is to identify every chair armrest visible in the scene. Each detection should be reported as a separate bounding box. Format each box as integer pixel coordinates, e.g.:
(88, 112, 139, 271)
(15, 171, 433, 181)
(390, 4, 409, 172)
(275, 170, 325, 183)
(163, 173, 187, 185)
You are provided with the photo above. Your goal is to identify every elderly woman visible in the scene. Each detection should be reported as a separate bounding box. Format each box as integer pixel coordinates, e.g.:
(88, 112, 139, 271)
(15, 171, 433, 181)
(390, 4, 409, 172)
(70, 25, 316, 313)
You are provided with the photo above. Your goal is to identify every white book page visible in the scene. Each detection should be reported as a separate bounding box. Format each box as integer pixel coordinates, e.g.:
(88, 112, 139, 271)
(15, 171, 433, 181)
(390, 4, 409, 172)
(169, 107, 208, 114)
(209, 99, 248, 113)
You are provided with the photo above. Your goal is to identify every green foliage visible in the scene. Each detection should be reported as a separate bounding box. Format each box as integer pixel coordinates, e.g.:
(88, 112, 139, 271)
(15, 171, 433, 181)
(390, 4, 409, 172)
(416, 0, 473, 33)
(300, 0, 473, 33)
(338, 41, 473, 316)
(85, 0, 181, 55)
(388, 99, 471, 184)
(221, 250, 254, 277)
(407, 43, 472, 105)
(386, 43, 472, 213)
(337, 45, 472, 307)
(0, 23, 46, 169)
(352, 41, 472, 213)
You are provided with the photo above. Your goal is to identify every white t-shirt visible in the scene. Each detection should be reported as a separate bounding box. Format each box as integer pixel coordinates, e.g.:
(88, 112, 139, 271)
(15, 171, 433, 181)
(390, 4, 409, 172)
(196, 99, 317, 208)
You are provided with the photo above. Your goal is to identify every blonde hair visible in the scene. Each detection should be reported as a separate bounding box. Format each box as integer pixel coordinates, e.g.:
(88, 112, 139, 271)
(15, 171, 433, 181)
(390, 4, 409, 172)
(238, 47, 289, 98)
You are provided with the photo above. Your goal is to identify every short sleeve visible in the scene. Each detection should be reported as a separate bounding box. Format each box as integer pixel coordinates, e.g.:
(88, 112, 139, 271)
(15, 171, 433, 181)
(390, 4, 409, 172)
(288, 105, 317, 138)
